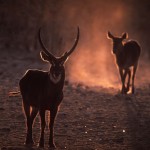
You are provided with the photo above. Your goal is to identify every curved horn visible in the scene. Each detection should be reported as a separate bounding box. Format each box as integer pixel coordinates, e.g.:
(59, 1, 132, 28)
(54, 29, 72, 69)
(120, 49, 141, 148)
(62, 27, 80, 59)
(39, 28, 56, 60)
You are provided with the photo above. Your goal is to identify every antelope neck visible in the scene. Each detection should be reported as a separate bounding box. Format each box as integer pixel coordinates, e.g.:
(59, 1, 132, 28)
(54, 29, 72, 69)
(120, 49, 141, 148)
(115, 44, 124, 56)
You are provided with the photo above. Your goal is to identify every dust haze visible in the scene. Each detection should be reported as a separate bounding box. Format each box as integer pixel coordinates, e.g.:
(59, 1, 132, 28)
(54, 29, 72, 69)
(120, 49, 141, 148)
(52, 0, 150, 88)
(0, 0, 150, 88)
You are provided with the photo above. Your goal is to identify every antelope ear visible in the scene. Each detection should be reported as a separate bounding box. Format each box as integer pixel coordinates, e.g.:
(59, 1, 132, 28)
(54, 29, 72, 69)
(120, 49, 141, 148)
(107, 31, 114, 39)
(122, 32, 128, 39)
(40, 51, 49, 62)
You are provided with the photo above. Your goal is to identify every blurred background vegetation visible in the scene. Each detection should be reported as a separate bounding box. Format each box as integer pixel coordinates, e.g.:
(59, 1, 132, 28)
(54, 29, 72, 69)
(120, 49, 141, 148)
(0, 0, 150, 58)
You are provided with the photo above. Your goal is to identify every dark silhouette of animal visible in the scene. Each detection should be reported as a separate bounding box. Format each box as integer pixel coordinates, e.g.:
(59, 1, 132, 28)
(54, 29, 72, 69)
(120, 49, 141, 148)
(19, 27, 79, 148)
(107, 31, 141, 94)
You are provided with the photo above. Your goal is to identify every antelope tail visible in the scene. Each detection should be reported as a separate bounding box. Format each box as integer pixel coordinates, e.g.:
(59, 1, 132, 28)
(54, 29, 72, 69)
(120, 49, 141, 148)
(9, 91, 20, 97)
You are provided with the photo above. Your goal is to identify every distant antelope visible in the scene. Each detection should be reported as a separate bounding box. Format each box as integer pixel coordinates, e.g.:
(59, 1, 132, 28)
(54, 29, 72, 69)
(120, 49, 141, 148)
(107, 31, 141, 94)
(19, 27, 79, 148)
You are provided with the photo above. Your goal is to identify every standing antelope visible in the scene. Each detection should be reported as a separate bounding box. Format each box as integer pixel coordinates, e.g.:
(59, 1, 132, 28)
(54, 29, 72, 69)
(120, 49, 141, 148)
(107, 31, 141, 94)
(19, 27, 79, 148)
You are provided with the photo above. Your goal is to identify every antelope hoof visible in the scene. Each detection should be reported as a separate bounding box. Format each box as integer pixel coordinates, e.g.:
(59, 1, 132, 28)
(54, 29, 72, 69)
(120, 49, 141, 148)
(132, 88, 135, 94)
(25, 139, 34, 146)
(125, 87, 129, 93)
(121, 89, 127, 94)
(38, 139, 44, 147)
(38, 142, 44, 148)
(49, 143, 56, 149)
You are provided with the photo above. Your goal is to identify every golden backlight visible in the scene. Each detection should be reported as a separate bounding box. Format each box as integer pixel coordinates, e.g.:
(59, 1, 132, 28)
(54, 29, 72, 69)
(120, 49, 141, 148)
(68, 42, 120, 88)
(65, 3, 127, 88)
(65, 2, 149, 88)
(44, 1, 149, 89)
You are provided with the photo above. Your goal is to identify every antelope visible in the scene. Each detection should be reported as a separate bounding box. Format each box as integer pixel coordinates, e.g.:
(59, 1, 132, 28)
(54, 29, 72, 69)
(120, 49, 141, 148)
(107, 31, 141, 94)
(19, 27, 79, 148)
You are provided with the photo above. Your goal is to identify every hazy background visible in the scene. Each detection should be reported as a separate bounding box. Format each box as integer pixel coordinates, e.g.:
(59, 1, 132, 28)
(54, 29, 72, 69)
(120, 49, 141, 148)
(0, 0, 150, 88)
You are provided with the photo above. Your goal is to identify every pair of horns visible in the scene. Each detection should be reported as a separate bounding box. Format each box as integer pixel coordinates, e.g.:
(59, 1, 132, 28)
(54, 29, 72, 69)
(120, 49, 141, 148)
(39, 27, 80, 61)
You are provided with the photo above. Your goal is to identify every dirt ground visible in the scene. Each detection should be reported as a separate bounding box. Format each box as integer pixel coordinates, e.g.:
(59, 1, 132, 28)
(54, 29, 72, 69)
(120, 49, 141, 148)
(0, 51, 150, 150)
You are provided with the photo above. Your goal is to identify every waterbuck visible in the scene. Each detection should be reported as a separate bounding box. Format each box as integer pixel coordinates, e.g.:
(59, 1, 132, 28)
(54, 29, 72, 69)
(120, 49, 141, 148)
(19, 27, 79, 148)
(107, 31, 141, 94)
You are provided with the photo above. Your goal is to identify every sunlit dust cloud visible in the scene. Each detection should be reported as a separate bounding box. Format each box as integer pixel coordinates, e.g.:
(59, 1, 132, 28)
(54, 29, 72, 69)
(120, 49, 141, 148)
(44, 0, 150, 88)
(68, 45, 120, 88)
(63, 1, 130, 88)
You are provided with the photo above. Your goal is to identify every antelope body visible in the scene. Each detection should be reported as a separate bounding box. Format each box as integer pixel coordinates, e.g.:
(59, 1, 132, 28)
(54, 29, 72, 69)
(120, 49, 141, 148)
(19, 27, 79, 148)
(107, 31, 141, 94)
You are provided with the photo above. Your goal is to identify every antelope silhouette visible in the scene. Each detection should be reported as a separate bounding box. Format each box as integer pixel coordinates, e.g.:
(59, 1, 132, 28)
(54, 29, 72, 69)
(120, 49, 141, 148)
(107, 31, 141, 94)
(19, 27, 80, 148)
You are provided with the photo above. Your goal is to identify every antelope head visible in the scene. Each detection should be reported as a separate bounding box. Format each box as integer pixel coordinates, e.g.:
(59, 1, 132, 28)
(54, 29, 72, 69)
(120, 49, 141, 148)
(39, 27, 80, 83)
(107, 31, 128, 54)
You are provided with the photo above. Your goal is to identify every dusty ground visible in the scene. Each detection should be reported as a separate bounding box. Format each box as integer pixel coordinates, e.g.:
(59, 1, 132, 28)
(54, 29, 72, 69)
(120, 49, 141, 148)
(0, 51, 150, 150)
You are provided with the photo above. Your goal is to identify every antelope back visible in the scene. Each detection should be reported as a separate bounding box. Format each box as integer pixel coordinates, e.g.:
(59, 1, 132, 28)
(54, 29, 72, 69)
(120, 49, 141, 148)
(107, 31, 141, 68)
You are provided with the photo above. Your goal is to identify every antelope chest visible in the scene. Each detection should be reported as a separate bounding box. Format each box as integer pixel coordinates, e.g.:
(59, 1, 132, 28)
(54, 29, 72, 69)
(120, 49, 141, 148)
(41, 92, 63, 110)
